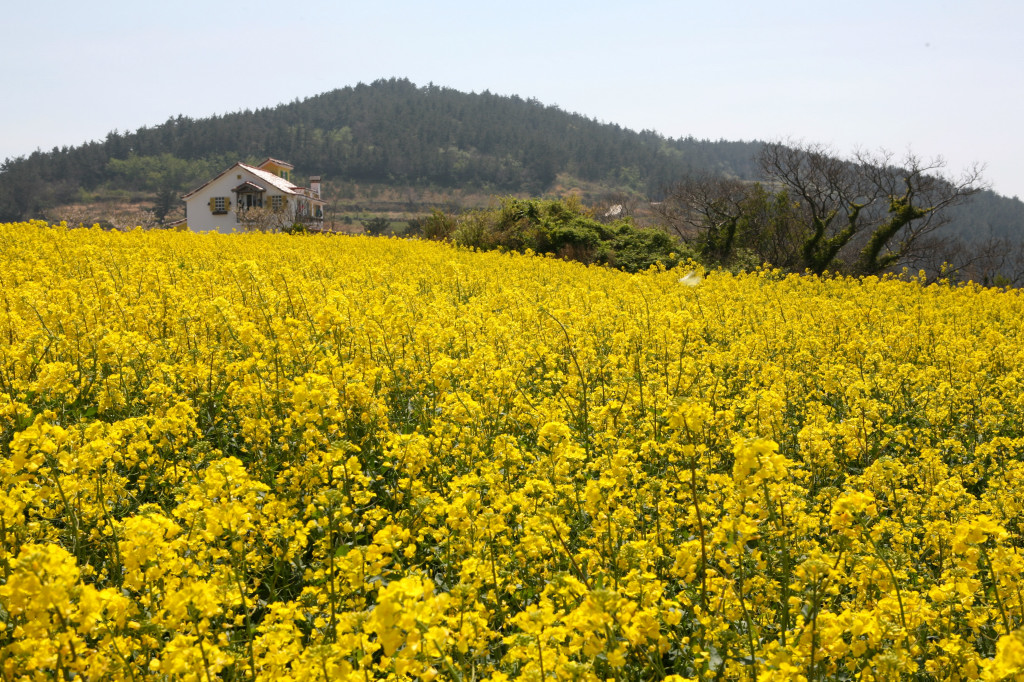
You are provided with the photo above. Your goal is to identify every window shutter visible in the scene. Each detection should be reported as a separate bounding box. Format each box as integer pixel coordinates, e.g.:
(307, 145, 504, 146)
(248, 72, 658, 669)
(225, 198, 231, 210)
(209, 197, 215, 212)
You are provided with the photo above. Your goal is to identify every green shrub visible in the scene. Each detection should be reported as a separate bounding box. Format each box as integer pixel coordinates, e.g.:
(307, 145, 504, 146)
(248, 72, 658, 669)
(421, 209, 456, 240)
(452, 212, 490, 249)
(361, 216, 391, 236)
(419, 196, 693, 273)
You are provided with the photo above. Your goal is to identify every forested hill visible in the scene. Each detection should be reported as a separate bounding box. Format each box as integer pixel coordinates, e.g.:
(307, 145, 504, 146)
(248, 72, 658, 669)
(1, 77, 1022, 245)
(0, 78, 761, 221)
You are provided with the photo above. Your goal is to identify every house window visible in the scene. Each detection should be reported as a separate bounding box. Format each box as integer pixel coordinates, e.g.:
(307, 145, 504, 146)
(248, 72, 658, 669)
(270, 196, 285, 211)
(240, 193, 262, 209)
(211, 197, 229, 214)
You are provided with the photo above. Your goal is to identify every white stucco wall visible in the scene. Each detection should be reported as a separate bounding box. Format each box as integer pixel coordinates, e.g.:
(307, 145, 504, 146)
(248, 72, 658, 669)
(184, 165, 292, 233)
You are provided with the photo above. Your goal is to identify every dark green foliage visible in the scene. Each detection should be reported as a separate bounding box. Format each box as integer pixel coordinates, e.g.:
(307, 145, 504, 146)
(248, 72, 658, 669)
(728, 186, 807, 269)
(403, 216, 423, 236)
(604, 223, 687, 273)
(360, 217, 391, 236)
(420, 197, 690, 272)
(419, 209, 456, 240)
(490, 197, 595, 253)
(106, 152, 241, 193)
(152, 186, 179, 223)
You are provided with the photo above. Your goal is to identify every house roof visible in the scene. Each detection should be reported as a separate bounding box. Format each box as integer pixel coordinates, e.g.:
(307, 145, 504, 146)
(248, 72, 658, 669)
(233, 180, 266, 193)
(238, 163, 300, 195)
(258, 158, 294, 170)
(182, 162, 301, 199)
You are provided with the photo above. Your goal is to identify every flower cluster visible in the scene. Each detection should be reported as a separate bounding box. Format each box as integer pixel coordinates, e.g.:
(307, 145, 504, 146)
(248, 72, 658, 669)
(1, 221, 1024, 680)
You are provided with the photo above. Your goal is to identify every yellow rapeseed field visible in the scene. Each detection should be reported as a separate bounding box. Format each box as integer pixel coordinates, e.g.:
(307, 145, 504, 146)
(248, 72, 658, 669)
(2, 221, 1024, 681)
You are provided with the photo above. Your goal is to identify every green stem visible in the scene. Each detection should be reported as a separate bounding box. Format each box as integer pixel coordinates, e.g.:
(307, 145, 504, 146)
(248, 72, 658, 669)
(982, 548, 1012, 636)
(862, 527, 909, 644)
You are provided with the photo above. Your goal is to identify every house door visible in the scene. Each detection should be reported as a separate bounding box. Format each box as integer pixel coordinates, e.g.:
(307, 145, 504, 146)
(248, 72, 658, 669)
(241, 192, 263, 209)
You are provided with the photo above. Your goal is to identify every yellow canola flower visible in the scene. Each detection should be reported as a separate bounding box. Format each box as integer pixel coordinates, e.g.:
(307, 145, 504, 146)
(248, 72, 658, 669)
(983, 630, 1024, 681)
(830, 489, 879, 533)
(732, 437, 788, 493)
(0, 222, 1022, 680)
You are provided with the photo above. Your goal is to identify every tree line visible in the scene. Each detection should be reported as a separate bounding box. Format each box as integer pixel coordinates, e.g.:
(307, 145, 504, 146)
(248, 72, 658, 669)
(657, 142, 1023, 285)
(398, 142, 1023, 286)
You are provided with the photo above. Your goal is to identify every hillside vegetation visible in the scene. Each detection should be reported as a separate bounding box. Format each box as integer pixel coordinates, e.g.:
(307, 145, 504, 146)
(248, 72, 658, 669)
(3, 78, 1022, 251)
(0, 78, 758, 221)
(3, 222, 1024, 679)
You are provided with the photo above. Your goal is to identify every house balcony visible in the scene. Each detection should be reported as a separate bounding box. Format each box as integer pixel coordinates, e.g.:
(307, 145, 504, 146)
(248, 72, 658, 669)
(295, 187, 322, 200)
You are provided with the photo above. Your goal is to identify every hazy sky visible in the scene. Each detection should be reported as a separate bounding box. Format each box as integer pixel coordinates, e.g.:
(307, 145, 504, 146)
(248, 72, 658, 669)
(3, 0, 1022, 197)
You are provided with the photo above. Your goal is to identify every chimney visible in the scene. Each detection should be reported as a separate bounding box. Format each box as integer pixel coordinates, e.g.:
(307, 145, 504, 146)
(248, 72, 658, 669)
(310, 176, 321, 199)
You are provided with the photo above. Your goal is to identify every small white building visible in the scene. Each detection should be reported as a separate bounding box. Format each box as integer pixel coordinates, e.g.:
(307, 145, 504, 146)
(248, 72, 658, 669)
(182, 158, 325, 233)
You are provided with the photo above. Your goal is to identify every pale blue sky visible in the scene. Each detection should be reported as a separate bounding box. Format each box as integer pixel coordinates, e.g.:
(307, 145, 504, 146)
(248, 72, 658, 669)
(3, 1, 1022, 197)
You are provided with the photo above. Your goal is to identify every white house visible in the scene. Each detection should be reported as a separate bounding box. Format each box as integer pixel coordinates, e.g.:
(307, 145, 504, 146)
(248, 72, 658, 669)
(182, 158, 325, 233)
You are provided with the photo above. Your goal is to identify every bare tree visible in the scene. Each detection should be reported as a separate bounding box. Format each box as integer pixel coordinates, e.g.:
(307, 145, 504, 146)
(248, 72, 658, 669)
(991, 239, 1024, 287)
(759, 141, 985, 275)
(851, 149, 985, 274)
(110, 209, 159, 231)
(654, 173, 808, 268)
(656, 143, 986, 276)
(758, 142, 873, 273)
(237, 205, 297, 233)
(910, 234, 1024, 287)
(593, 191, 643, 225)
(654, 174, 750, 249)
